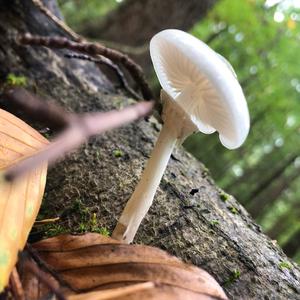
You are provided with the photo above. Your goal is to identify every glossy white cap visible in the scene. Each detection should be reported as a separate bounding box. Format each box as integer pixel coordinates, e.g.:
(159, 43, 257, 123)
(150, 29, 250, 149)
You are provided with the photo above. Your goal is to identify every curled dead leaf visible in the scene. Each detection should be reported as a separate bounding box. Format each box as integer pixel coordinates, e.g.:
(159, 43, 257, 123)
(22, 233, 227, 299)
(0, 109, 48, 291)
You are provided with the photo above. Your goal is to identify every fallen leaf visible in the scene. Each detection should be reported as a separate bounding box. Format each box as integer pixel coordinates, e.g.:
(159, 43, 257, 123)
(22, 233, 227, 299)
(0, 108, 48, 291)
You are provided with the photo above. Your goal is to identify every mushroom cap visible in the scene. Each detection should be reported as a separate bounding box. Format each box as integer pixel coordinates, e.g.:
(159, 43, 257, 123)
(150, 29, 250, 149)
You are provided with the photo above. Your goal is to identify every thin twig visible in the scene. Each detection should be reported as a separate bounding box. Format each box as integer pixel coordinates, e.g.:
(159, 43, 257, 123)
(65, 53, 140, 99)
(32, 0, 82, 42)
(19, 34, 154, 100)
(1, 88, 153, 181)
(34, 217, 60, 225)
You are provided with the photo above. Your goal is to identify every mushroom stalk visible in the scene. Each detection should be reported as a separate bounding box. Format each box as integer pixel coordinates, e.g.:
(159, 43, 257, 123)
(112, 119, 177, 243)
(113, 92, 197, 243)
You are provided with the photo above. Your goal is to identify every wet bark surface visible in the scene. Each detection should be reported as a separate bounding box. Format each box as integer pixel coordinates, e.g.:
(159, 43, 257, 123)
(0, 1, 300, 299)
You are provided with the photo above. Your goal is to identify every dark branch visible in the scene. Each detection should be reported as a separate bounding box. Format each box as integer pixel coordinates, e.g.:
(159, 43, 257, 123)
(19, 34, 154, 101)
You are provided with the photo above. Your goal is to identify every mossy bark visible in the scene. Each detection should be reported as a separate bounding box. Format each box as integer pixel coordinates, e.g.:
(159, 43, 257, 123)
(0, 1, 300, 299)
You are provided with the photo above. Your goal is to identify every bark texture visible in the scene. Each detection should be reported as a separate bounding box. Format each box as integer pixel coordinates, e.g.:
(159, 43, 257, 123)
(80, 0, 218, 46)
(0, 1, 300, 299)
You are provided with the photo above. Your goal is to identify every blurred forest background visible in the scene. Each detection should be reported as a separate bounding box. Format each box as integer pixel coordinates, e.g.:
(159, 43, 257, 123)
(57, 0, 300, 263)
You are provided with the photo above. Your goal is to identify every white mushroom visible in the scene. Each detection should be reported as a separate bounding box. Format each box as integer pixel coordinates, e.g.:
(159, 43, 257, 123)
(112, 29, 250, 243)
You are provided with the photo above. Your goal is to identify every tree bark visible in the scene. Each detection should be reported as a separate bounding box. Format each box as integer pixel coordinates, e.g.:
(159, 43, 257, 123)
(0, 1, 300, 299)
(80, 0, 218, 46)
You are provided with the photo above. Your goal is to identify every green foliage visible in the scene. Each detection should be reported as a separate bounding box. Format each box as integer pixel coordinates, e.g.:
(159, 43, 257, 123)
(185, 0, 300, 263)
(92, 226, 110, 236)
(58, 0, 118, 32)
(44, 224, 69, 237)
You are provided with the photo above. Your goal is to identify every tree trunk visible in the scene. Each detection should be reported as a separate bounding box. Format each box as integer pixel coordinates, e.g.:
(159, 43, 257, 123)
(283, 229, 300, 258)
(248, 167, 299, 219)
(80, 0, 218, 46)
(267, 201, 300, 241)
(0, 1, 300, 299)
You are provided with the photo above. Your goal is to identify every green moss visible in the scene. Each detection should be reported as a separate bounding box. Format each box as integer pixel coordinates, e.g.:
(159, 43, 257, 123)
(113, 149, 124, 158)
(228, 206, 238, 214)
(73, 199, 89, 221)
(220, 191, 230, 202)
(6, 73, 27, 87)
(90, 212, 97, 227)
(224, 269, 241, 286)
(89, 213, 110, 236)
(44, 224, 69, 237)
(92, 227, 110, 236)
(279, 261, 292, 270)
(210, 220, 220, 226)
(78, 222, 88, 233)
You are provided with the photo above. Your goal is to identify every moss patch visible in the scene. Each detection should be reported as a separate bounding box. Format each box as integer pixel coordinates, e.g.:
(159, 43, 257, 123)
(228, 206, 238, 214)
(224, 269, 241, 286)
(279, 261, 292, 270)
(220, 191, 230, 202)
(6, 73, 27, 87)
(113, 149, 124, 158)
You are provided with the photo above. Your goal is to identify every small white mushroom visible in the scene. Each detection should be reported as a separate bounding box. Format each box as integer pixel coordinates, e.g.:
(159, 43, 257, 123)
(112, 29, 250, 243)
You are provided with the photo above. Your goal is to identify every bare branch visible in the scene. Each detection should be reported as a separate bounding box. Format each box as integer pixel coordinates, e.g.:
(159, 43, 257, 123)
(19, 34, 154, 100)
(32, 0, 82, 42)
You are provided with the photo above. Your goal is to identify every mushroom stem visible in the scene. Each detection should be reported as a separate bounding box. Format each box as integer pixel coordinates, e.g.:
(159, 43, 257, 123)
(112, 122, 177, 243)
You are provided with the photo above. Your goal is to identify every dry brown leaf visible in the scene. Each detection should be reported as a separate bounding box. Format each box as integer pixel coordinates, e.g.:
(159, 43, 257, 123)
(23, 233, 227, 300)
(0, 109, 48, 291)
(68, 282, 155, 300)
